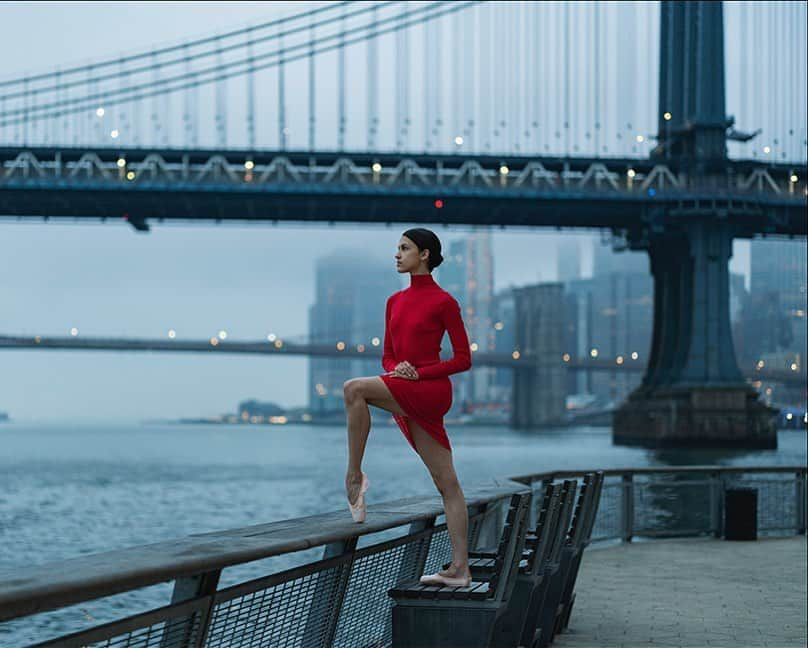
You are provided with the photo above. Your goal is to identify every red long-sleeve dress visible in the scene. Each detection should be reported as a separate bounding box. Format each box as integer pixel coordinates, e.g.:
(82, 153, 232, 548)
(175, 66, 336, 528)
(379, 272, 472, 452)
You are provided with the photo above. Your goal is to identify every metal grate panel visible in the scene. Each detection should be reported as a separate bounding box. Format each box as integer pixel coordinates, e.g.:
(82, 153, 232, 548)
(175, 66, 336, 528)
(206, 562, 347, 648)
(590, 480, 622, 540)
(422, 525, 452, 575)
(33, 598, 206, 648)
(88, 618, 203, 648)
(333, 537, 425, 648)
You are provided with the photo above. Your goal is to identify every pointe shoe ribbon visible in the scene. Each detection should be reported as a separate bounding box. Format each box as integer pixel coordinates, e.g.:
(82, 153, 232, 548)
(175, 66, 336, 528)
(347, 472, 370, 523)
(419, 572, 472, 588)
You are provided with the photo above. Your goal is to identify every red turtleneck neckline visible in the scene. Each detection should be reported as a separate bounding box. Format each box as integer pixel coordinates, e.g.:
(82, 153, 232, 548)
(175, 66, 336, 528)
(409, 273, 436, 289)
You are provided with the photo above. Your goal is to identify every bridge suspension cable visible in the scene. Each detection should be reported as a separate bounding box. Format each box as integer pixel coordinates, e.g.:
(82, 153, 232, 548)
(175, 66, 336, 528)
(0, 1, 473, 130)
(0, 1, 356, 90)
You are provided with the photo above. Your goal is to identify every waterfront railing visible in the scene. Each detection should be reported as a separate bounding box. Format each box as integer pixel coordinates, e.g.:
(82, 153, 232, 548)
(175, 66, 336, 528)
(0, 465, 805, 647)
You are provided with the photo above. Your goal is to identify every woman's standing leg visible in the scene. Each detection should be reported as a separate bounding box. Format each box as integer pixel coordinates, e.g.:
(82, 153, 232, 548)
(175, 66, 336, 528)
(409, 421, 470, 579)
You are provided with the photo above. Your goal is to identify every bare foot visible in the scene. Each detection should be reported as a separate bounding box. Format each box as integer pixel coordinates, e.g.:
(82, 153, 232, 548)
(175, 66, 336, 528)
(439, 563, 471, 581)
(345, 472, 363, 505)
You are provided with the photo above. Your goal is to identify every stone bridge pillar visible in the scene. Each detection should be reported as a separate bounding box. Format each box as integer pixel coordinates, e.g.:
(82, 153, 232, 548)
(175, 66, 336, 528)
(613, 221, 777, 447)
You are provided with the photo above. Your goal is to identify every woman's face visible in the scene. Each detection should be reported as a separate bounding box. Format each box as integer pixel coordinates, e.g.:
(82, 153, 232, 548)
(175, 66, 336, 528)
(395, 236, 428, 273)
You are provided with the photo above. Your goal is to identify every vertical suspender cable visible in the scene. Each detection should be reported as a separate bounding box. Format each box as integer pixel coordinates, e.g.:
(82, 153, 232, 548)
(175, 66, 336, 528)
(536, 1, 543, 153)
(278, 22, 287, 150)
(468, 2, 476, 148)
(116, 58, 125, 148)
(22, 77, 29, 146)
(513, 1, 521, 151)
(486, 2, 494, 151)
(247, 28, 256, 151)
(452, 8, 461, 151)
(308, 14, 315, 151)
(403, 1, 411, 150)
(215, 36, 227, 149)
(60, 68, 68, 146)
(338, 5, 346, 150)
(92, 70, 100, 145)
(740, 3, 746, 159)
(367, 4, 378, 150)
(183, 44, 192, 148)
(162, 58, 170, 147)
(395, 1, 405, 149)
(151, 53, 161, 145)
(424, 17, 432, 150)
(523, 0, 530, 148)
(564, 1, 570, 155)
(434, 10, 442, 150)
(595, 2, 600, 155)
(495, 6, 504, 146)
(553, 3, 561, 150)
(85, 67, 93, 146)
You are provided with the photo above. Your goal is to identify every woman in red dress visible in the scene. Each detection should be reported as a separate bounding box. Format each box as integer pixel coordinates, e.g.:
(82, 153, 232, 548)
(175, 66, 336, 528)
(343, 227, 473, 587)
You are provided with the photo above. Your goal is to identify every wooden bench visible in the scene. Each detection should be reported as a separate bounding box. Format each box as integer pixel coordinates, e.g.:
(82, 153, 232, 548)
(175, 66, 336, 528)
(450, 479, 578, 648)
(533, 472, 602, 648)
(469, 481, 564, 647)
(553, 470, 605, 637)
(387, 490, 532, 648)
(514, 479, 578, 648)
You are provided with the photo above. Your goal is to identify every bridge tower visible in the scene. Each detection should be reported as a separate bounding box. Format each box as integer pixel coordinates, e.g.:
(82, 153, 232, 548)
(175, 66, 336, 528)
(612, 1, 777, 448)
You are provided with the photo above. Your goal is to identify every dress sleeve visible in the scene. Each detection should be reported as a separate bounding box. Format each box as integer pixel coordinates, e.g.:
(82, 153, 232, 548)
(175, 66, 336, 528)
(416, 297, 472, 380)
(381, 295, 397, 372)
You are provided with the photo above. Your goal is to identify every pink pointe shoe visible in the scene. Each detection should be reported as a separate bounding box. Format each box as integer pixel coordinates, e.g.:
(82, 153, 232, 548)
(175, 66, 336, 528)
(347, 472, 370, 523)
(419, 572, 472, 587)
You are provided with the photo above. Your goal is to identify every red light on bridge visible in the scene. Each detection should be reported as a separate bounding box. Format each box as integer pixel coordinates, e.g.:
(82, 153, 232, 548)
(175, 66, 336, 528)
(434, 199, 444, 209)
(122, 213, 129, 220)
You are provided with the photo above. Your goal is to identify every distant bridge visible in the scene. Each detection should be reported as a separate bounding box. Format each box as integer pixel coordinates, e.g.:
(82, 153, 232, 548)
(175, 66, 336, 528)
(1, 333, 802, 388)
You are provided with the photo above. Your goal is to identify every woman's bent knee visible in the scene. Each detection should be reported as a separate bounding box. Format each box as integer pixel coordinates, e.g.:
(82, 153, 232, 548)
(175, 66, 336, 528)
(343, 378, 363, 403)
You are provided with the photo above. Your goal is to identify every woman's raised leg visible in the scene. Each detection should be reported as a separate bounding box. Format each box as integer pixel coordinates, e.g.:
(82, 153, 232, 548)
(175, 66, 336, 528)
(342, 376, 405, 505)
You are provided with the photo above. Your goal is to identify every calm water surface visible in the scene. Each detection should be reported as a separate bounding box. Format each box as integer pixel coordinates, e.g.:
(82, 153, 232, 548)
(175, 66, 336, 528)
(1, 421, 805, 645)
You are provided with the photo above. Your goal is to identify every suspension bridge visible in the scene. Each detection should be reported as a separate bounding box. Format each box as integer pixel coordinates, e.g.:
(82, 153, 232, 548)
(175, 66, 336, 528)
(1, 0, 806, 445)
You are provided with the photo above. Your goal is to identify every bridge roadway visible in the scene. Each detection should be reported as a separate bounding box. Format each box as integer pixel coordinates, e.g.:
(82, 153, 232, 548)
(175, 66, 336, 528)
(0, 333, 803, 387)
(1, 147, 805, 234)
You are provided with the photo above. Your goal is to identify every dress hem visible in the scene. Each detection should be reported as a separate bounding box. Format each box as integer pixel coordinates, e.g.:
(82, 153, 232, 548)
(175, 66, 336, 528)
(379, 374, 453, 453)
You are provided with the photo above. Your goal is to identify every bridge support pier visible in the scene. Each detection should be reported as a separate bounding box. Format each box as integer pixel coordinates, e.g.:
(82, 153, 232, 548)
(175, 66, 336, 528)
(613, 221, 777, 448)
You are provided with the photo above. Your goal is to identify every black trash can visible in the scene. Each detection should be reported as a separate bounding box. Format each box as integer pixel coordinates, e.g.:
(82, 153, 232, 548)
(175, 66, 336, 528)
(724, 488, 757, 540)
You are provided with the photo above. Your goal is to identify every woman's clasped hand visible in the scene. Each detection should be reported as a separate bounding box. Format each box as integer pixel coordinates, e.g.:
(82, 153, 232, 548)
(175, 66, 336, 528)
(386, 361, 419, 380)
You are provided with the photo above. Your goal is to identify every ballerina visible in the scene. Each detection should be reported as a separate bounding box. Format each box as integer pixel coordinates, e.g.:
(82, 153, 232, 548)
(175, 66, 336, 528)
(343, 227, 473, 587)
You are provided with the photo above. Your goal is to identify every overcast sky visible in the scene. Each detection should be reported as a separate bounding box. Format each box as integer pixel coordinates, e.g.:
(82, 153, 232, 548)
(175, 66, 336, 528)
(0, 2, 762, 421)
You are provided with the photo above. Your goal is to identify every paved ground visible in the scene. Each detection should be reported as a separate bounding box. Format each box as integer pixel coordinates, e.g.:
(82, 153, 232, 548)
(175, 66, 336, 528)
(554, 536, 807, 648)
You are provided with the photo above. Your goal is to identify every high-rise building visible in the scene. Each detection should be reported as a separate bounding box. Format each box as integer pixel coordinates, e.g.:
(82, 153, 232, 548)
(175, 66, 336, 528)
(557, 238, 582, 283)
(749, 238, 807, 361)
(308, 252, 400, 415)
(511, 282, 567, 426)
(490, 288, 516, 407)
(593, 236, 649, 276)
(437, 232, 494, 412)
(565, 271, 654, 406)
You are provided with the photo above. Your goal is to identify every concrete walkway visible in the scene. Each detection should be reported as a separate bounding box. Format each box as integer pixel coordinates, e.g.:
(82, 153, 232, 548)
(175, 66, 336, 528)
(554, 536, 807, 648)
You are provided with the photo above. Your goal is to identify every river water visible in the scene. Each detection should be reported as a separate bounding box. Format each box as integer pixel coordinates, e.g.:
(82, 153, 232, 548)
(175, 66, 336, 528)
(1, 421, 805, 645)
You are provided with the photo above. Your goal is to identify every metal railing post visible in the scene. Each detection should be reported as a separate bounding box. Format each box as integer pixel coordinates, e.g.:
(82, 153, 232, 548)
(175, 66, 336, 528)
(396, 517, 436, 583)
(302, 538, 357, 647)
(621, 473, 634, 543)
(796, 471, 806, 535)
(476, 497, 507, 550)
(161, 569, 220, 648)
(710, 471, 721, 538)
